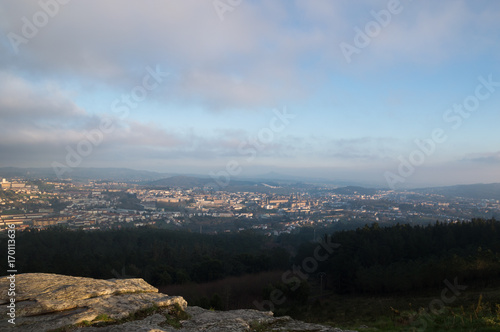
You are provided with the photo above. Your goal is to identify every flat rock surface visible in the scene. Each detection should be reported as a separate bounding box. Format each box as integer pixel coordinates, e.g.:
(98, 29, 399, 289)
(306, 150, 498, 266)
(0, 273, 186, 331)
(0, 273, 354, 332)
(74, 307, 356, 332)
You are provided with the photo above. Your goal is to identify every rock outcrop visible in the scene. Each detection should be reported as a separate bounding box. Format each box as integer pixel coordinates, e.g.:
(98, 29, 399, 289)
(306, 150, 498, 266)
(1, 273, 355, 331)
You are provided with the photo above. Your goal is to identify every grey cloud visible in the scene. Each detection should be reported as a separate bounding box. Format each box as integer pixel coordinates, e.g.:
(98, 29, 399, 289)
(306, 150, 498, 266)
(3, 0, 497, 113)
(324, 137, 400, 160)
(461, 151, 500, 164)
(0, 1, 323, 111)
(0, 72, 85, 119)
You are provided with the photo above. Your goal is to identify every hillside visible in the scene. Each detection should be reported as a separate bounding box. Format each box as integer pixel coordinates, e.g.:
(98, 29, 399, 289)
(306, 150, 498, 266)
(0, 167, 169, 182)
(147, 175, 297, 194)
(417, 183, 500, 200)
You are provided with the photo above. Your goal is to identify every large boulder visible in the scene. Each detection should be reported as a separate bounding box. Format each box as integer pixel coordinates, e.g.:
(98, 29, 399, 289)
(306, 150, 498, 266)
(0, 273, 355, 332)
(0, 273, 186, 331)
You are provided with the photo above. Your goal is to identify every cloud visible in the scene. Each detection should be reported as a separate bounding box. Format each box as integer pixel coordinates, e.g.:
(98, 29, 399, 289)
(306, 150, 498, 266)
(304, 137, 401, 161)
(0, 72, 85, 120)
(0, 0, 499, 186)
(461, 151, 500, 164)
(1, 0, 310, 111)
(3, 0, 499, 112)
(320, 1, 500, 69)
(172, 69, 278, 111)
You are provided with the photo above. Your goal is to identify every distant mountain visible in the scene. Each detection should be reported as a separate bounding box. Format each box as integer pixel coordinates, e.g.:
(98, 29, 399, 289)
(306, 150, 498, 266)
(417, 183, 500, 200)
(4, 167, 497, 200)
(246, 172, 373, 187)
(148, 175, 212, 188)
(147, 175, 260, 189)
(0, 167, 54, 179)
(0, 167, 170, 182)
(147, 175, 317, 195)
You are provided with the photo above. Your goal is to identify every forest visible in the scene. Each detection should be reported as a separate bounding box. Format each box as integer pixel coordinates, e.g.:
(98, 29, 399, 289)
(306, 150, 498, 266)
(8, 228, 292, 286)
(294, 218, 500, 294)
(2, 218, 500, 314)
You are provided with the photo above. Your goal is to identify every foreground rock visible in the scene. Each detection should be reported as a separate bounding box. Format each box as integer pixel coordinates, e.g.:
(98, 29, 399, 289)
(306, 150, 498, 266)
(1, 273, 355, 332)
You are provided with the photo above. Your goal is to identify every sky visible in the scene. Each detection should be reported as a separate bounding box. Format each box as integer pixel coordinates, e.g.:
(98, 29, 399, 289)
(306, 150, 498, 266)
(0, 0, 499, 188)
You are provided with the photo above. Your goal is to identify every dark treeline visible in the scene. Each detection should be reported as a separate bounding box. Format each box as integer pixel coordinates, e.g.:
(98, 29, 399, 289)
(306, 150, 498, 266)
(2, 218, 500, 306)
(8, 228, 290, 286)
(293, 218, 500, 295)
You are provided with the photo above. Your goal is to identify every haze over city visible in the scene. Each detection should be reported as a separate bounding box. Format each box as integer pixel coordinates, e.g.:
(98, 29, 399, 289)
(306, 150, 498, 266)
(1, 0, 499, 188)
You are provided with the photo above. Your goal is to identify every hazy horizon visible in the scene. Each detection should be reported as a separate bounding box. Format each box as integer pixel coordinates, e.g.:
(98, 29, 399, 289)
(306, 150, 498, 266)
(1, 1, 499, 189)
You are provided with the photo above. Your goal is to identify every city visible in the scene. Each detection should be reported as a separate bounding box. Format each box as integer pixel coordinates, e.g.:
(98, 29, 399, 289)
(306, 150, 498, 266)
(1, 176, 498, 235)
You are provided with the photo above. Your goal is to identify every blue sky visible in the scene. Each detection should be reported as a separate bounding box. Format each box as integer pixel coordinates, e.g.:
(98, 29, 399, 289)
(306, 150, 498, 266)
(0, 0, 499, 187)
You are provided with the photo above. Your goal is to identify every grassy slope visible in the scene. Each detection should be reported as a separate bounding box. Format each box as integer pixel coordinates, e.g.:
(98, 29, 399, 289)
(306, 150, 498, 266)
(281, 287, 500, 331)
